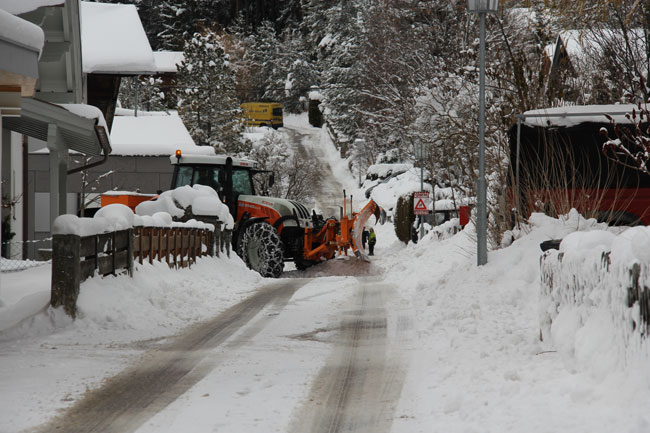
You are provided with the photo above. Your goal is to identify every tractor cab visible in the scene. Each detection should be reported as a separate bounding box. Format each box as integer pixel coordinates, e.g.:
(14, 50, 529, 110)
(170, 151, 264, 216)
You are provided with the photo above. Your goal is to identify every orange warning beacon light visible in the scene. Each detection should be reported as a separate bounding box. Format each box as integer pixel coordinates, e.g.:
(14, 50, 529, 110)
(175, 149, 182, 161)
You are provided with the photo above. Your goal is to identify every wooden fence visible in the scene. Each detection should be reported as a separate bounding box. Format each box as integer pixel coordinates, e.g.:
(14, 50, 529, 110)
(51, 225, 232, 318)
(133, 226, 212, 267)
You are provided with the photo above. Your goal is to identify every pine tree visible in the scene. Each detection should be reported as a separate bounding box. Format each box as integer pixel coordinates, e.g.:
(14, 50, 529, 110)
(301, 0, 365, 151)
(174, 31, 245, 154)
(118, 76, 170, 113)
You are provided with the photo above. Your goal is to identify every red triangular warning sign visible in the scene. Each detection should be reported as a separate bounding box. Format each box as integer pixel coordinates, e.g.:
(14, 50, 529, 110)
(414, 199, 427, 210)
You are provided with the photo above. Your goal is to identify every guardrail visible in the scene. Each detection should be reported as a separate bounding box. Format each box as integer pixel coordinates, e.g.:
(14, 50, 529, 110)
(51, 225, 232, 318)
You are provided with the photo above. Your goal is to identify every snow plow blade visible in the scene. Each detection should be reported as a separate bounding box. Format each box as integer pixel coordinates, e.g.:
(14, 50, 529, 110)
(351, 199, 383, 261)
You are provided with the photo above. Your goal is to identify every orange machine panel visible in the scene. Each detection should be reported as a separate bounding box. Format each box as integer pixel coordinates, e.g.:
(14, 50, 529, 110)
(101, 193, 156, 212)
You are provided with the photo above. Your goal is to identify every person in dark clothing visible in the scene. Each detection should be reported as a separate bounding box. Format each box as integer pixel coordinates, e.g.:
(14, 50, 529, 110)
(362, 227, 369, 249)
(368, 227, 376, 256)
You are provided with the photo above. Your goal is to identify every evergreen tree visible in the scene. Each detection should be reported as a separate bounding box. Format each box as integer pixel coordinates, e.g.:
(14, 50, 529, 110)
(302, 0, 365, 151)
(174, 31, 245, 154)
(118, 76, 169, 113)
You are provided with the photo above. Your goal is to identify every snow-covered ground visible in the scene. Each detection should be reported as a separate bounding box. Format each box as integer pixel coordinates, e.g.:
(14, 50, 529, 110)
(1, 114, 649, 432)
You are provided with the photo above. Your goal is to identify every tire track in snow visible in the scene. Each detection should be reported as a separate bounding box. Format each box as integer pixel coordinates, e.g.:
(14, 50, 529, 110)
(31, 279, 309, 433)
(289, 277, 410, 433)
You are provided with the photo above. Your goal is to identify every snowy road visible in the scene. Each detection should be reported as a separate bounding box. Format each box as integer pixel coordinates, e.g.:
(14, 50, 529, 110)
(33, 279, 308, 433)
(281, 122, 356, 219)
(290, 277, 408, 433)
(26, 273, 408, 433)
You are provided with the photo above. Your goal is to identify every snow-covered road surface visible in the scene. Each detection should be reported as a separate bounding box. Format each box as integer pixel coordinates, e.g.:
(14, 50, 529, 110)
(32, 279, 307, 433)
(281, 120, 357, 219)
(290, 277, 409, 433)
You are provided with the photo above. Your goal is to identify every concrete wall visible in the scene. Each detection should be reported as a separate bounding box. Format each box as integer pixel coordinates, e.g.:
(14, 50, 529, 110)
(27, 153, 174, 259)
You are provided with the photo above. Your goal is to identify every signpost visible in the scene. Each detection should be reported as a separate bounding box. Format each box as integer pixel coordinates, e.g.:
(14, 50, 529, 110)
(413, 192, 431, 216)
(414, 142, 428, 239)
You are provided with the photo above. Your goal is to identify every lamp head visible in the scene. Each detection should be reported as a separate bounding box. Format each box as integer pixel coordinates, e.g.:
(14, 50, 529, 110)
(467, 0, 499, 13)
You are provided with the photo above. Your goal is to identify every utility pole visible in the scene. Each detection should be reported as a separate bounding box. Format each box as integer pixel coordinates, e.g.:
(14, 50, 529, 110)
(467, 0, 499, 266)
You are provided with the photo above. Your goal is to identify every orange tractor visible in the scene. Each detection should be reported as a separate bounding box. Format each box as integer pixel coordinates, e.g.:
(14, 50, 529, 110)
(164, 151, 383, 277)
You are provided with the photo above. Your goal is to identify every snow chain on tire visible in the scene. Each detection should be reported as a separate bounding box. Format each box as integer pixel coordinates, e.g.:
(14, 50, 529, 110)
(239, 223, 284, 278)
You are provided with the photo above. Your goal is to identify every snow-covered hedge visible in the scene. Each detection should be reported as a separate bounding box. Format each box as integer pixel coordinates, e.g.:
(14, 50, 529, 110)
(540, 225, 650, 377)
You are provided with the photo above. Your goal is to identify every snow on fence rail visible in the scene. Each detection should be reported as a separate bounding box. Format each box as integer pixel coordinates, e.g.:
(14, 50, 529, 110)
(540, 227, 650, 364)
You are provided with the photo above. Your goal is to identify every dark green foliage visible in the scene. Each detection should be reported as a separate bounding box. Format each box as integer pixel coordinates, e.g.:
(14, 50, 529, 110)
(1, 214, 15, 258)
(394, 193, 415, 244)
(308, 99, 323, 127)
(91, 0, 303, 51)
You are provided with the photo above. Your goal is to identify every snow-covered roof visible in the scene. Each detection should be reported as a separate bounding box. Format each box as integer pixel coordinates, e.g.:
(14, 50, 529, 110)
(545, 29, 646, 66)
(153, 51, 184, 73)
(109, 114, 214, 156)
(0, 0, 63, 15)
(9, 99, 110, 156)
(0, 8, 44, 56)
(59, 103, 108, 131)
(80, 1, 156, 74)
(114, 107, 173, 117)
(521, 104, 641, 128)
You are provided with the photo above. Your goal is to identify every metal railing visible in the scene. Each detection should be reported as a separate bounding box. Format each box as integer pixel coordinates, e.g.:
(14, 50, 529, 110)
(1, 238, 52, 272)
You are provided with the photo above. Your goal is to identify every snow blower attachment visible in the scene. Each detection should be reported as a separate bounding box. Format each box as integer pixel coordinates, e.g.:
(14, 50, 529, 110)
(302, 191, 383, 263)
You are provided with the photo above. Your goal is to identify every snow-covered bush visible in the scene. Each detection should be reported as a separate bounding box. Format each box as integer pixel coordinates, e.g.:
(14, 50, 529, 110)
(540, 224, 650, 379)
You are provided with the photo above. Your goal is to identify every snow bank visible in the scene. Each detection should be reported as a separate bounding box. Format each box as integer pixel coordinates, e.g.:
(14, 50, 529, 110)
(136, 185, 233, 229)
(367, 169, 429, 216)
(365, 163, 412, 181)
(52, 195, 226, 237)
(374, 207, 650, 432)
(540, 220, 650, 382)
(52, 204, 138, 236)
(0, 254, 261, 432)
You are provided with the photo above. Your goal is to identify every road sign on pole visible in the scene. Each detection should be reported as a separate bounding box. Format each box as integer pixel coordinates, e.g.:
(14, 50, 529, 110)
(413, 192, 430, 216)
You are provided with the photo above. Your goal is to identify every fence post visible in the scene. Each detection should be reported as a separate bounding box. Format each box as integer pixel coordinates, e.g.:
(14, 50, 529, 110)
(51, 234, 81, 318)
(224, 230, 231, 258)
(127, 228, 134, 276)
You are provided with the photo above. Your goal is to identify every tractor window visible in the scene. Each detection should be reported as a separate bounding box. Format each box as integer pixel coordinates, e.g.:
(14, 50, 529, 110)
(232, 168, 253, 196)
(175, 166, 193, 187)
(192, 166, 220, 191)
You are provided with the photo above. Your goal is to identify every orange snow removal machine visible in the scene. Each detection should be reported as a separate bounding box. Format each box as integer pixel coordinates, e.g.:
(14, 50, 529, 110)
(102, 151, 385, 278)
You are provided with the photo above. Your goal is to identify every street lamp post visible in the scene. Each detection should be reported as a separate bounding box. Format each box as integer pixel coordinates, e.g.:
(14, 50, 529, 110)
(467, 0, 498, 266)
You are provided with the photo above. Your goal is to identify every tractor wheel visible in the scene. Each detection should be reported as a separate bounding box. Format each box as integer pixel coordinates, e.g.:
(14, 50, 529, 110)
(239, 223, 284, 278)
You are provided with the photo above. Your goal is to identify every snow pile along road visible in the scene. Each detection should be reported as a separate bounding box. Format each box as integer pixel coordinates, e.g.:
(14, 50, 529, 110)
(369, 210, 650, 433)
(0, 254, 261, 433)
